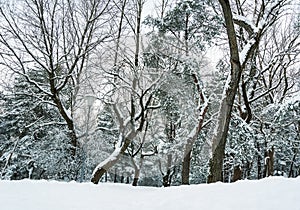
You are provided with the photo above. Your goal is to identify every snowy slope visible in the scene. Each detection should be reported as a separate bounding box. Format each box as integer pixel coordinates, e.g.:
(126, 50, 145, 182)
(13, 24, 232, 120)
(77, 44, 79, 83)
(1, 177, 300, 210)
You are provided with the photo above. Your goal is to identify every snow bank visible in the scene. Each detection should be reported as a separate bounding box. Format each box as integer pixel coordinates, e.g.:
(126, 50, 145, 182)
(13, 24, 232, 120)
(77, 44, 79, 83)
(1, 177, 300, 210)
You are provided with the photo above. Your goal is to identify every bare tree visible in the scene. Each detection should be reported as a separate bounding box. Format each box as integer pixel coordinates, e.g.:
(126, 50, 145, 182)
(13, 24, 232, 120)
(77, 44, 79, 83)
(208, 0, 291, 183)
(91, 0, 168, 184)
(245, 17, 299, 179)
(0, 0, 112, 156)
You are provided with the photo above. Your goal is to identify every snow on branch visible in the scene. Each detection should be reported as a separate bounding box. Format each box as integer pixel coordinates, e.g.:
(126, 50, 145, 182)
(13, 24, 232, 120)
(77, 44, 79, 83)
(233, 14, 258, 35)
(92, 146, 122, 176)
(233, 1, 289, 67)
(239, 38, 256, 65)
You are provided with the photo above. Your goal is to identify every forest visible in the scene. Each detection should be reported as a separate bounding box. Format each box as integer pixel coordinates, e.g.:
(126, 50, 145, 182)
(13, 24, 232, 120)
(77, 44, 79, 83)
(0, 0, 299, 187)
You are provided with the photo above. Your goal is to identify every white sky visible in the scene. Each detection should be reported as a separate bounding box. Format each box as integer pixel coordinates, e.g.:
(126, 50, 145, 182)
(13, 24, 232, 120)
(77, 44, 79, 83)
(142, 0, 157, 19)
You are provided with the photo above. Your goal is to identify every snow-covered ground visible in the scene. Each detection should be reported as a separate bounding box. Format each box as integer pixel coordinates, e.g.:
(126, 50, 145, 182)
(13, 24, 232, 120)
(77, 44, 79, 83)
(1, 177, 300, 210)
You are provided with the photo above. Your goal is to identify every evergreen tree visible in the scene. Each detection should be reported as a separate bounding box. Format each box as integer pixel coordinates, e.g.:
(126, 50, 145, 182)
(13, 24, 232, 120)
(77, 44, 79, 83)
(0, 72, 78, 180)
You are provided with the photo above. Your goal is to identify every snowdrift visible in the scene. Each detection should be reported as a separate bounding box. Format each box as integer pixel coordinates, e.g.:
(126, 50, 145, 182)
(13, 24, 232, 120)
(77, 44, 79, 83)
(1, 177, 300, 210)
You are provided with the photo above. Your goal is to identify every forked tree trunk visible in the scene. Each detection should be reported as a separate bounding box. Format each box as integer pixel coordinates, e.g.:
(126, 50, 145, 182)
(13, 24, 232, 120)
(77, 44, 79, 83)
(208, 0, 242, 183)
(208, 0, 278, 183)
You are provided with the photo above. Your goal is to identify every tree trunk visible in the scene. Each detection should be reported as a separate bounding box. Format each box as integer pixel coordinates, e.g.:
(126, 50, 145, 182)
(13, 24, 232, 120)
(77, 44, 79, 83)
(113, 0, 127, 67)
(232, 165, 242, 182)
(91, 135, 134, 184)
(268, 147, 274, 176)
(162, 154, 173, 187)
(104, 172, 108, 182)
(181, 9, 192, 186)
(163, 169, 172, 187)
(181, 103, 208, 184)
(131, 155, 143, 186)
(208, 140, 227, 183)
(51, 85, 77, 156)
(208, 0, 242, 183)
(264, 146, 275, 177)
(182, 149, 192, 185)
(245, 160, 252, 179)
(288, 151, 297, 178)
(181, 73, 208, 185)
(114, 168, 118, 183)
(256, 141, 262, 179)
(132, 169, 140, 186)
(134, 0, 142, 67)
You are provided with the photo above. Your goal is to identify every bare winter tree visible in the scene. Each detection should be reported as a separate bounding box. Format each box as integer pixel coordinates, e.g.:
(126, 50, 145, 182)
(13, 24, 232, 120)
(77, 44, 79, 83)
(91, 0, 170, 184)
(240, 14, 300, 180)
(0, 0, 112, 156)
(208, 0, 291, 183)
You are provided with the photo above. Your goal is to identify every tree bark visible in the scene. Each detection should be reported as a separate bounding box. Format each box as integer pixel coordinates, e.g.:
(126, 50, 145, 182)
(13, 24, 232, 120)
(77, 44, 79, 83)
(208, 0, 242, 183)
(256, 140, 263, 179)
(91, 135, 134, 184)
(132, 168, 141, 186)
(50, 86, 77, 156)
(182, 149, 192, 185)
(264, 146, 274, 177)
(232, 165, 242, 182)
(288, 151, 297, 178)
(131, 155, 143, 186)
(162, 154, 174, 187)
(181, 71, 208, 184)
(181, 99, 208, 184)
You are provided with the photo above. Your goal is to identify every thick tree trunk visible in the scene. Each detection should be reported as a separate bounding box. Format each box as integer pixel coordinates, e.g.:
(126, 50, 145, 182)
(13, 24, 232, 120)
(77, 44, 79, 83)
(120, 174, 124, 183)
(208, 0, 242, 183)
(163, 169, 172, 187)
(208, 61, 242, 183)
(114, 168, 118, 183)
(50, 79, 77, 156)
(245, 160, 252, 179)
(208, 139, 227, 183)
(132, 177, 139, 186)
(182, 149, 192, 185)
